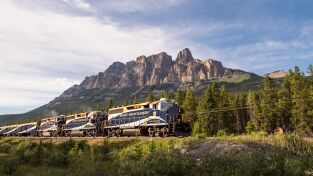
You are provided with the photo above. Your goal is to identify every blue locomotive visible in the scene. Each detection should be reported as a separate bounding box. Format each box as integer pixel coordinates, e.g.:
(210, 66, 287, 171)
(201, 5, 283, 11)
(105, 98, 183, 137)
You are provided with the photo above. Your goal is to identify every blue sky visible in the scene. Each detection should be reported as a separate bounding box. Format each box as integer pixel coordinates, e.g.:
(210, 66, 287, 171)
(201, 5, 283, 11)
(0, 0, 313, 115)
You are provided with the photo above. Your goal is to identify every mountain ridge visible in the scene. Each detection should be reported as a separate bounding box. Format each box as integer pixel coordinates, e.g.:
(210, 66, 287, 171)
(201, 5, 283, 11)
(0, 48, 263, 125)
(61, 48, 251, 98)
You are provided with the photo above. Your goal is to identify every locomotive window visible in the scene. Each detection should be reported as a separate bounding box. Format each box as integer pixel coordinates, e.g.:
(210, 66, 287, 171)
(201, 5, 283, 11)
(127, 106, 135, 110)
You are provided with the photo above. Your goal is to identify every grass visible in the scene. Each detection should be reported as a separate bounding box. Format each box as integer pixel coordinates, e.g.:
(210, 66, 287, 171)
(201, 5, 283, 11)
(218, 73, 252, 83)
(0, 134, 312, 176)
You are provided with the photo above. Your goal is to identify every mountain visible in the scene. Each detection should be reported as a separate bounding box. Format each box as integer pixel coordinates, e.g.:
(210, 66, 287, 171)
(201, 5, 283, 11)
(0, 48, 263, 125)
(62, 48, 249, 96)
(263, 70, 288, 79)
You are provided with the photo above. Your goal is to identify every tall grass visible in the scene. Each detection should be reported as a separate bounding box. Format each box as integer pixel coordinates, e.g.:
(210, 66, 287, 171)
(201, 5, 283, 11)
(0, 135, 312, 176)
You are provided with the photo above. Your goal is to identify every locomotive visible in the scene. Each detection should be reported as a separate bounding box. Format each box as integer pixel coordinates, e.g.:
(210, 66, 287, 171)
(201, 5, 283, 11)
(0, 98, 186, 137)
(103, 98, 183, 137)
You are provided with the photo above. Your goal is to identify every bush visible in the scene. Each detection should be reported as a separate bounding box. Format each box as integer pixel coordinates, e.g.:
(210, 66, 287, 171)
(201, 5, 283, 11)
(192, 121, 200, 136)
(196, 133, 207, 139)
(3, 158, 18, 175)
(216, 129, 230, 137)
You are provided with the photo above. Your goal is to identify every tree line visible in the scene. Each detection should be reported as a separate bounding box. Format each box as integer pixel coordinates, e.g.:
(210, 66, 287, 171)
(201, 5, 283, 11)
(98, 65, 313, 136)
(169, 65, 313, 136)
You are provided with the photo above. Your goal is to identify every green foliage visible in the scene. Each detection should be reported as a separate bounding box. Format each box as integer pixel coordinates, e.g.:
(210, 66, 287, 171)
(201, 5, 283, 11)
(218, 73, 252, 83)
(216, 129, 230, 137)
(192, 121, 200, 136)
(182, 87, 197, 123)
(105, 98, 114, 112)
(245, 121, 254, 134)
(0, 136, 312, 176)
(146, 93, 156, 102)
(174, 89, 185, 105)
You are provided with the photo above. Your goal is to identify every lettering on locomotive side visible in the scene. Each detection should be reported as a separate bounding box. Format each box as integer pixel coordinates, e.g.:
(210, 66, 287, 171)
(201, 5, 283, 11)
(119, 110, 149, 118)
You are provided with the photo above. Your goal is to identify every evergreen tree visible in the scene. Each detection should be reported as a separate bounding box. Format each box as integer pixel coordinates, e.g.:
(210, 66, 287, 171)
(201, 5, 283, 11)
(105, 98, 114, 112)
(174, 90, 185, 105)
(217, 86, 232, 132)
(197, 86, 210, 134)
(232, 94, 242, 134)
(182, 87, 197, 124)
(196, 82, 220, 135)
(247, 91, 259, 131)
(277, 75, 292, 130)
(146, 94, 156, 102)
(290, 66, 311, 133)
(133, 97, 138, 104)
(160, 90, 173, 99)
(260, 76, 278, 132)
(95, 104, 101, 111)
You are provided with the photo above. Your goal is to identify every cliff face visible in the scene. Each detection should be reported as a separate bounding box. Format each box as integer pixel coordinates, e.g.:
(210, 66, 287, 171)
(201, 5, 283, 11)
(62, 48, 248, 97)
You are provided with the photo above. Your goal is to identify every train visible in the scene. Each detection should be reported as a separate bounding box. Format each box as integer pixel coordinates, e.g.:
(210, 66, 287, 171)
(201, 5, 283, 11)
(0, 98, 188, 137)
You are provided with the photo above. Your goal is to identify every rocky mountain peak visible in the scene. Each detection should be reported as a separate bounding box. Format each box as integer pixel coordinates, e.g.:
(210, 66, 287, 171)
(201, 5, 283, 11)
(175, 48, 193, 64)
(61, 48, 252, 97)
(264, 70, 287, 79)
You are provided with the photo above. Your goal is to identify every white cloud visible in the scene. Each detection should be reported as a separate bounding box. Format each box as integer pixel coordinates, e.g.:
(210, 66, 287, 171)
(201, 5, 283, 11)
(0, 1, 188, 114)
(101, 0, 187, 13)
(62, 0, 94, 12)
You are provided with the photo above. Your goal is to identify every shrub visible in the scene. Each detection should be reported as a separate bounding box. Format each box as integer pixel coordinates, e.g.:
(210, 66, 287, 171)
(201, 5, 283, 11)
(192, 121, 200, 136)
(216, 129, 230, 137)
(3, 158, 18, 175)
(196, 133, 207, 139)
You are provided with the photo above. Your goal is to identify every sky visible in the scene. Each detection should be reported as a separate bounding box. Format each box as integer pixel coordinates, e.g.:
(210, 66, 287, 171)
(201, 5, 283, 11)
(0, 0, 313, 115)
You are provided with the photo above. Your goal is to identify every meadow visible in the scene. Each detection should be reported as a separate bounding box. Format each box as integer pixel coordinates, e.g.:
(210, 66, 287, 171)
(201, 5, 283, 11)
(0, 134, 312, 176)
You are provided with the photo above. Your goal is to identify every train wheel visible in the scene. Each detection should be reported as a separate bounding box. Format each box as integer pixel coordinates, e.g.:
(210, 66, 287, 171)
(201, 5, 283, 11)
(148, 128, 154, 137)
(161, 127, 169, 137)
(116, 129, 122, 137)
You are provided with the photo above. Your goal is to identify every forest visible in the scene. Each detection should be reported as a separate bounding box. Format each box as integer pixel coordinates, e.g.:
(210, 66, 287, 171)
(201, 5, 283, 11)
(143, 65, 313, 136)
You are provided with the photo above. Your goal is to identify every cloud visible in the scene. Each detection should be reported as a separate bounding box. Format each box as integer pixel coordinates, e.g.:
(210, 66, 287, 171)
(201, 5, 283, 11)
(62, 0, 94, 12)
(99, 0, 187, 13)
(0, 1, 188, 114)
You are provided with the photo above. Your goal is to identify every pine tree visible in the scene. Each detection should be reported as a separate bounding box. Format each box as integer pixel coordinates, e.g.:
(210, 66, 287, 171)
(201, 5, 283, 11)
(146, 94, 156, 102)
(95, 104, 101, 111)
(277, 75, 292, 130)
(217, 86, 232, 132)
(290, 66, 311, 134)
(260, 76, 278, 132)
(197, 86, 210, 134)
(232, 94, 242, 134)
(247, 91, 259, 131)
(196, 82, 220, 135)
(182, 87, 197, 123)
(308, 65, 313, 132)
(106, 98, 114, 112)
(174, 90, 185, 105)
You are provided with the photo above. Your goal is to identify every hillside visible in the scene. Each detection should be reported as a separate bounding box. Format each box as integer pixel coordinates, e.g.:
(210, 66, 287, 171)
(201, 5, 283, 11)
(0, 48, 263, 125)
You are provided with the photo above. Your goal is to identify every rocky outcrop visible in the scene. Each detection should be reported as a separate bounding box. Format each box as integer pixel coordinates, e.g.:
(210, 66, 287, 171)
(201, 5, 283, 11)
(61, 48, 249, 97)
(264, 70, 287, 79)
